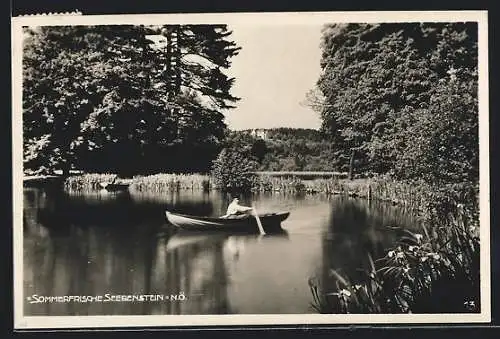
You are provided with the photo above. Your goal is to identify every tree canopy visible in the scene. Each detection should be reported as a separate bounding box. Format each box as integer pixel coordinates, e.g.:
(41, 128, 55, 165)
(23, 24, 241, 175)
(312, 23, 478, 185)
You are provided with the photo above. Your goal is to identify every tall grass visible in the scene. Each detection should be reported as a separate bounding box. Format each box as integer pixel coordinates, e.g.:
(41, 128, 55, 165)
(249, 175, 415, 202)
(64, 173, 117, 191)
(131, 173, 211, 192)
(250, 175, 359, 194)
(63, 173, 211, 192)
(250, 175, 446, 215)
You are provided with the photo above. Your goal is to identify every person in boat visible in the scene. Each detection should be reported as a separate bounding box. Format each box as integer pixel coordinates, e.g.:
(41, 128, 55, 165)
(221, 198, 254, 219)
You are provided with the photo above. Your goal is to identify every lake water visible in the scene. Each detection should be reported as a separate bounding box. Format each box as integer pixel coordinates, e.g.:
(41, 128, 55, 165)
(23, 187, 418, 315)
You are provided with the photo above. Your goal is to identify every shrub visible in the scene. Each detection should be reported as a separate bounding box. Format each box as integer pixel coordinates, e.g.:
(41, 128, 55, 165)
(210, 148, 258, 192)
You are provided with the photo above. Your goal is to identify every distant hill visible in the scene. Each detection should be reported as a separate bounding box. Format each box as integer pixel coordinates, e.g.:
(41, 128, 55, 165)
(227, 128, 345, 172)
(237, 128, 323, 141)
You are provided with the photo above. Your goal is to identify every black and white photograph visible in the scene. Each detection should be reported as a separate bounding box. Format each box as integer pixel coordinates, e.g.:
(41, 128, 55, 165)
(11, 11, 490, 328)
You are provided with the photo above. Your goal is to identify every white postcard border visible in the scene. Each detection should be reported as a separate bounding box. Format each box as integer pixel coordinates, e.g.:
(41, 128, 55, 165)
(11, 10, 491, 329)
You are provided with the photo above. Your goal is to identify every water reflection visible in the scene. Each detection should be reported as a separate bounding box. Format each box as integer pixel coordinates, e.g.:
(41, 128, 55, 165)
(23, 188, 417, 315)
(320, 197, 418, 292)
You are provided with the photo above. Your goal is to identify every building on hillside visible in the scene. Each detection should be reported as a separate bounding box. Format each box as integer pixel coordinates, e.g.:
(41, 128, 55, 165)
(145, 34, 168, 49)
(249, 129, 269, 140)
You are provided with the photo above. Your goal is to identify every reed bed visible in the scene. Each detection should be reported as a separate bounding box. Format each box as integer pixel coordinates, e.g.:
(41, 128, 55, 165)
(368, 177, 426, 208)
(250, 175, 431, 213)
(250, 175, 302, 193)
(131, 173, 211, 192)
(63, 173, 436, 216)
(62, 173, 429, 216)
(64, 173, 117, 191)
(63, 173, 211, 192)
(249, 175, 410, 202)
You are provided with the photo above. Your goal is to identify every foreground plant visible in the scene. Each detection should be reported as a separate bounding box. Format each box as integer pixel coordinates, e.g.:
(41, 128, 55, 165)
(310, 197, 480, 314)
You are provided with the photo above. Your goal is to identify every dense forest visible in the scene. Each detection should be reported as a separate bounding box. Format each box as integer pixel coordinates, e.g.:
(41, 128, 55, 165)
(308, 23, 478, 186)
(223, 128, 340, 172)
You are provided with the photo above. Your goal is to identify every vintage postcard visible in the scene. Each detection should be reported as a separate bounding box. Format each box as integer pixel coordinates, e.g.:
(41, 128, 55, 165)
(11, 10, 490, 329)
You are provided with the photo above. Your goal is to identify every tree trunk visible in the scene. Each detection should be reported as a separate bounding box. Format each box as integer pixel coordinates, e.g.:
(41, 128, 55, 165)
(173, 25, 182, 94)
(61, 163, 71, 177)
(164, 27, 174, 100)
(348, 149, 356, 181)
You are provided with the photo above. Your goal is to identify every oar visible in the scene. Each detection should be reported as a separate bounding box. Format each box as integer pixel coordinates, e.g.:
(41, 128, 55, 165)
(251, 204, 266, 235)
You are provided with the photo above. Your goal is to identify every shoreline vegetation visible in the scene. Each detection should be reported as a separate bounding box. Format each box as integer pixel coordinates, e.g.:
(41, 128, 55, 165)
(26, 172, 419, 207)
(25, 171, 477, 215)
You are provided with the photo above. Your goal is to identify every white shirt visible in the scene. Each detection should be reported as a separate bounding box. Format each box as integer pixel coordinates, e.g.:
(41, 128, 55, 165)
(226, 200, 251, 215)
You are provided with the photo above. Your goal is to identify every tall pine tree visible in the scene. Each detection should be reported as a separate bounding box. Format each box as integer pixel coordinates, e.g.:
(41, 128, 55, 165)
(23, 24, 241, 175)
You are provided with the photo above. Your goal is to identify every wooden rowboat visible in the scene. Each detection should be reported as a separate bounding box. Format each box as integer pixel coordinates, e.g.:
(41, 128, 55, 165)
(99, 182, 130, 191)
(165, 210, 290, 233)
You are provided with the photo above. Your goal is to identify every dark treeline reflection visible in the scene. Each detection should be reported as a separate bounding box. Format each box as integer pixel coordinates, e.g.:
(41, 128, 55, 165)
(320, 197, 418, 292)
(23, 188, 418, 315)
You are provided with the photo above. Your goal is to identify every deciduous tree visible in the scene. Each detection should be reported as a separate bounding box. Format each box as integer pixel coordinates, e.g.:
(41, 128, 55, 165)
(312, 23, 478, 184)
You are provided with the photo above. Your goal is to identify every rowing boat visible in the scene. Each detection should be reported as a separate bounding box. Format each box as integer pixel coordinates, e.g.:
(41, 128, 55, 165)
(165, 210, 289, 233)
(99, 182, 130, 191)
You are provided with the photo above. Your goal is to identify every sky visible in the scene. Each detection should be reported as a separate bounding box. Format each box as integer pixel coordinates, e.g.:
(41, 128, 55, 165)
(222, 24, 324, 131)
(23, 24, 324, 131)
